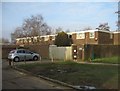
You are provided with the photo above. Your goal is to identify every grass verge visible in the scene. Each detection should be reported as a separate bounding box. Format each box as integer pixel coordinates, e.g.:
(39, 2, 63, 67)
(92, 56, 119, 64)
(17, 61, 118, 89)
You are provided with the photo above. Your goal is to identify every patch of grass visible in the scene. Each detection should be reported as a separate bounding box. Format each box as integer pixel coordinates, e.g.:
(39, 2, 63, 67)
(92, 56, 119, 64)
(17, 61, 118, 89)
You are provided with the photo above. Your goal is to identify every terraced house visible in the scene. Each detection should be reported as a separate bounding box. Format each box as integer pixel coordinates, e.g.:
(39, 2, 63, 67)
(16, 35, 56, 45)
(15, 29, 120, 45)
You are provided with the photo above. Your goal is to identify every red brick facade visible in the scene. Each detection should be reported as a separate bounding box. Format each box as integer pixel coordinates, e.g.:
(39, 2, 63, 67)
(71, 30, 115, 45)
(15, 30, 120, 45)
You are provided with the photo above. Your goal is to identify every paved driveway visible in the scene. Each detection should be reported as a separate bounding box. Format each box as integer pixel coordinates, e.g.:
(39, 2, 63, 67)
(2, 59, 73, 90)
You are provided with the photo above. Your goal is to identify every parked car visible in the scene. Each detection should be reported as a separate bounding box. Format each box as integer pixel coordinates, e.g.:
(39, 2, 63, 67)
(8, 49, 41, 62)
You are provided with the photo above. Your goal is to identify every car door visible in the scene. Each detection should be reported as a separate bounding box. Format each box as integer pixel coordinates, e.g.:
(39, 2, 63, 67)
(17, 50, 26, 61)
(25, 50, 33, 60)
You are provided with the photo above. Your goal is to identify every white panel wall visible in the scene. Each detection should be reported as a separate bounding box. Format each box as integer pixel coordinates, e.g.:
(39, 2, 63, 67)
(49, 45, 72, 60)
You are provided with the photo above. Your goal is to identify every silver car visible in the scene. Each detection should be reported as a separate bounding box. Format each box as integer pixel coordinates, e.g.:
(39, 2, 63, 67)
(8, 49, 41, 62)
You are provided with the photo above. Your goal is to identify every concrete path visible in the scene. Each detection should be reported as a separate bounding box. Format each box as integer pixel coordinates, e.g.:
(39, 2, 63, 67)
(8, 59, 119, 66)
(77, 61, 119, 66)
(2, 59, 73, 90)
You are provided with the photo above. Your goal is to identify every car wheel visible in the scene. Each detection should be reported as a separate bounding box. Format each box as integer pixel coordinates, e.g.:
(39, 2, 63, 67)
(14, 57, 19, 62)
(33, 56, 38, 61)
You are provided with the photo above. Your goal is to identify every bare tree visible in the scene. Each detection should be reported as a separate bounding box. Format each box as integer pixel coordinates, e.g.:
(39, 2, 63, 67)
(0, 38, 9, 44)
(83, 26, 92, 31)
(22, 15, 51, 36)
(55, 27, 63, 34)
(40, 23, 51, 35)
(14, 27, 24, 38)
(96, 23, 110, 31)
(13, 14, 52, 39)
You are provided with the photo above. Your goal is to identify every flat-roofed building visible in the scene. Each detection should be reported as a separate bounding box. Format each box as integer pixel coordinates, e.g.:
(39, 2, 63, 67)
(15, 29, 120, 45)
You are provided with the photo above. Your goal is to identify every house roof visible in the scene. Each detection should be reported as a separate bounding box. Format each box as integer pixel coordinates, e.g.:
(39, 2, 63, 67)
(67, 29, 112, 34)
(112, 31, 120, 34)
(16, 29, 120, 40)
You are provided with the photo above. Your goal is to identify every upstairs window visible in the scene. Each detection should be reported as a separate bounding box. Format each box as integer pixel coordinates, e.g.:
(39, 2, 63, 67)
(44, 36, 49, 41)
(76, 33, 85, 39)
(16, 39, 20, 43)
(24, 39, 27, 43)
(40, 37, 45, 41)
(89, 32, 95, 38)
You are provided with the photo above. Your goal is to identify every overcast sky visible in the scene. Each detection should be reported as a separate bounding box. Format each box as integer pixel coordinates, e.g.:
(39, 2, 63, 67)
(1, 1, 119, 41)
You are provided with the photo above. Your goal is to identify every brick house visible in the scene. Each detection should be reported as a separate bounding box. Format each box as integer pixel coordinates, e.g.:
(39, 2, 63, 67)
(14, 30, 119, 61)
(16, 35, 56, 45)
(71, 30, 114, 45)
(15, 29, 120, 45)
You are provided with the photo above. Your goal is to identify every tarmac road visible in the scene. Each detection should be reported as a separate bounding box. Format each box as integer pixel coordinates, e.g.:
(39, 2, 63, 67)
(2, 59, 73, 90)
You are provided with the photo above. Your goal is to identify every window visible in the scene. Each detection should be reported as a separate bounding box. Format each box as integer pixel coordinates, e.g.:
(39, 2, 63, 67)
(17, 50, 25, 53)
(40, 37, 45, 41)
(76, 33, 85, 39)
(33, 37, 37, 42)
(16, 39, 20, 43)
(89, 32, 95, 38)
(44, 36, 49, 41)
(25, 50, 33, 54)
(24, 39, 27, 43)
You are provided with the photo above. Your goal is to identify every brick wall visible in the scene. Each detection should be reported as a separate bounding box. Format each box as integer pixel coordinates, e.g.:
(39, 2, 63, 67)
(84, 44, 120, 60)
(73, 31, 115, 45)
(15, 31, 119, 46)
(71, 31, 115, 45)
(25, 44, 49, 59)
(2, 44, 49, 59)
(113, 33, 120, 45)
(98, 32, 113, 44)
(85, 32, 98, 44)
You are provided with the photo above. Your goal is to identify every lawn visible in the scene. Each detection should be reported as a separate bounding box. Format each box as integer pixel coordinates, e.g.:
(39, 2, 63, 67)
(92, 56, 119, 64)
(17, 61, 118, 89)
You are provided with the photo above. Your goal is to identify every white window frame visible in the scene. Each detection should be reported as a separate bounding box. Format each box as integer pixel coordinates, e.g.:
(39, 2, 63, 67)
(89, 32, 95, 39)
(33, 37, 37, 42)
(44, 36, 49, 41)
(76, 33, 85, 39)
(16, 39, 20, 43)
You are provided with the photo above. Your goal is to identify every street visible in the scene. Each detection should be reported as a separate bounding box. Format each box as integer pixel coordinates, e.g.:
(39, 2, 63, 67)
(2, 59, 73, 90)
